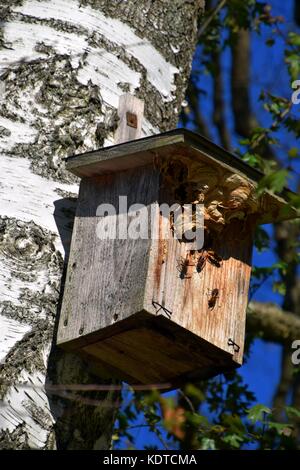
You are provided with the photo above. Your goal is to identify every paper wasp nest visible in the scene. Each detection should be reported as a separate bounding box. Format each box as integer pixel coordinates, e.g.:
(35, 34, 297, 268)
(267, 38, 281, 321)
(159, 155, 259, 235)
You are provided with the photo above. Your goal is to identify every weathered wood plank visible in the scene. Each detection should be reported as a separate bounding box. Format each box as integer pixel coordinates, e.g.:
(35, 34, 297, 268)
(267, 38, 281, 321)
(144, 214, 254, 365)
(57, 165, 159, 346)
(81, 320, 235, 385)
(66, 129, 260, 179)
(66, 135, 184, 177)
(114, 93, 144, 144)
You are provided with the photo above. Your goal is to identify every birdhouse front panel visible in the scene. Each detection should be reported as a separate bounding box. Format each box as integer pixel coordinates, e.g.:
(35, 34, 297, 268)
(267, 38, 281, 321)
(57, 129, 297, 387)
(144, 215, 254, 367)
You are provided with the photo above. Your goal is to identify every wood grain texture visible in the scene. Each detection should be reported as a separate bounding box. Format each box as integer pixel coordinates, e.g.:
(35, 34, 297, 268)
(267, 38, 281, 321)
(57, 163, 253, 385)
(144, 213, 254, 366)
(57, 165, 159, 346)
(81, 321, 235, 386)
(114, 94, 144, 144)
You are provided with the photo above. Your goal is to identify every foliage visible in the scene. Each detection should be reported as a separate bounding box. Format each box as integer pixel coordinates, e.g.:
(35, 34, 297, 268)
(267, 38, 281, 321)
(113, 376, 300, 449)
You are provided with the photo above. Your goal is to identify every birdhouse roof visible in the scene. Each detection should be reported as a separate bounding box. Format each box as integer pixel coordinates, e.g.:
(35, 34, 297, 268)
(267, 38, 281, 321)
(65, 128, 298, 224)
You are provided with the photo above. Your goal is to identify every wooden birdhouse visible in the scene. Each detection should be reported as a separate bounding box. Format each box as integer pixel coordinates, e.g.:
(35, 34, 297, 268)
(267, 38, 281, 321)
(57, 124, 297, 388)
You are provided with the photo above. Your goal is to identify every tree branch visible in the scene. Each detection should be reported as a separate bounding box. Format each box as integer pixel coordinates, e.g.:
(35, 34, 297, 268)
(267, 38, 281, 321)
(230, 29, 257, 138)
(185, 81, 212, 139)
(247, 301, 300, 344)
(230, 29, 277, 161)
(212, 48, 231, 149)
(198, 0, 227, 38)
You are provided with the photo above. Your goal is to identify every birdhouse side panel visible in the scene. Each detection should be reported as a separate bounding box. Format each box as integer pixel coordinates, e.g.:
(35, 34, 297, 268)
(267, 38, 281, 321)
(57, 165, 160, 348)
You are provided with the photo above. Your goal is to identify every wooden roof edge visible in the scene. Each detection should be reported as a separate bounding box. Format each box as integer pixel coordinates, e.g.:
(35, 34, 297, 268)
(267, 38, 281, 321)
(65, 128, 299, 221)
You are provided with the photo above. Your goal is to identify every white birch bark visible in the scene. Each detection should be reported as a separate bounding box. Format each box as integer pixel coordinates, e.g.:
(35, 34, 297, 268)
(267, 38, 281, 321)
(0, 0, 204, 449)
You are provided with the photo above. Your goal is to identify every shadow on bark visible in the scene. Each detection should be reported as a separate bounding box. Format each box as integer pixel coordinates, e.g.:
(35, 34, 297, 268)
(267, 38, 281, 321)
(44, 197, 120, 450)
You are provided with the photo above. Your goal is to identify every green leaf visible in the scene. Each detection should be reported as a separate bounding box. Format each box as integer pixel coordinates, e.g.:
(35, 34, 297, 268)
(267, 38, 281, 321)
(272, 281, 286, 296)
(286, 406, 300, 419)
(252, 126, 266, 135)
(184, 383, 205, 402)
(257, 169, 289, 195)
(268, 422, 293, 436)
(247, 404, 272, 422)
(200, 438, 216, 450)
(187, 412, 209, 428)
(241, 152, 262, 169)
(239, 138, 251, 146)
(288, 147, 299, 159)
(222, 433, 244, 448)
(222, 414, 246, 435)
(287, 192, 300, 209)
(269, 103, 281, 114)
(288, 32, 300, 47)
(211, 424, 225, 434)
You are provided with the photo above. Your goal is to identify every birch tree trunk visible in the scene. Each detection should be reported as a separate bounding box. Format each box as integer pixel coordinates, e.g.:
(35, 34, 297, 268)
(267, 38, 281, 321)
(0, 0, 204, 449)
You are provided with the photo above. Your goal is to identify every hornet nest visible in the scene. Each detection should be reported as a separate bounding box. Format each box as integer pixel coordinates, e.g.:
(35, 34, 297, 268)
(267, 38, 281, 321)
(159, 155, 259, 236)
